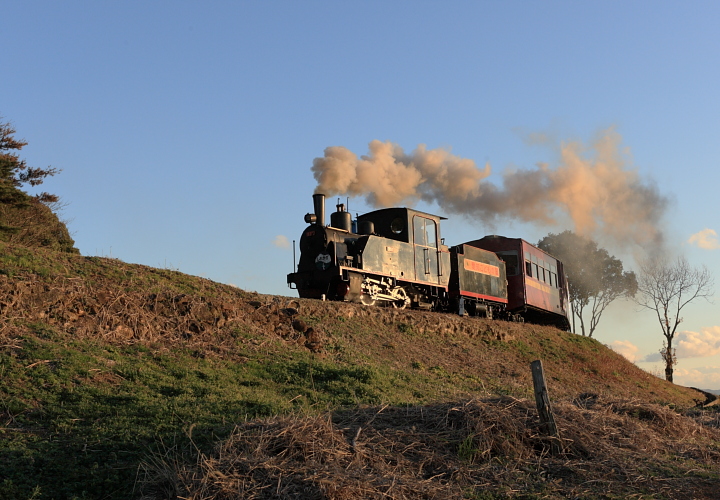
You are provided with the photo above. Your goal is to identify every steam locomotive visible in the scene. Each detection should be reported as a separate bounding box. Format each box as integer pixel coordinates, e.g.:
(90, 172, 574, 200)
(287, 194, 571, 330)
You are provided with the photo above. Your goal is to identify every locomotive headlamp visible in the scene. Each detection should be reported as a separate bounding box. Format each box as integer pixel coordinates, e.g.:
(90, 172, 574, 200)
(304, 213, 317, 224)
(336, 281, 350, 297)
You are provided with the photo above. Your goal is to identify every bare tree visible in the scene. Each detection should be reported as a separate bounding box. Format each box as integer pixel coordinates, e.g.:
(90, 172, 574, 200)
(635, 255, 714, 383)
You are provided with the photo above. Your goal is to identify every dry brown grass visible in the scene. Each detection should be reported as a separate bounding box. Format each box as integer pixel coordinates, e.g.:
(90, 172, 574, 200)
(137, 397, 720, 500)
(1, 267, 706, 408)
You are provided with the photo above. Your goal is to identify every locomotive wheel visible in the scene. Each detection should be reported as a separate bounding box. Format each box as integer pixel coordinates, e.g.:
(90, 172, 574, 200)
(360, 294, 377, 306)
(392, 299, 407, 309)
(391, 287, 410, 309)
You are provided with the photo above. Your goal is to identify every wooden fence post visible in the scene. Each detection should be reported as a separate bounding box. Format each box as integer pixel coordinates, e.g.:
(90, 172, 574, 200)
(531, 359, 561, 455)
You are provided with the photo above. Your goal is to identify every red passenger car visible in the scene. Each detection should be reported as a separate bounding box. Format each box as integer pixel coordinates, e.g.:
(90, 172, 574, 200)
(464, 235, 571, 330)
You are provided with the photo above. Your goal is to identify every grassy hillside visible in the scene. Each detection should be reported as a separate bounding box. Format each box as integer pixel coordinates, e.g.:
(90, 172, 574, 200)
(0, 241, 718, 499)
(0, 198, 78, 254)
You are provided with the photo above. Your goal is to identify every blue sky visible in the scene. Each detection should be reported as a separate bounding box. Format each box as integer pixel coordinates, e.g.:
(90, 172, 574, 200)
(4, 1, 719, 388)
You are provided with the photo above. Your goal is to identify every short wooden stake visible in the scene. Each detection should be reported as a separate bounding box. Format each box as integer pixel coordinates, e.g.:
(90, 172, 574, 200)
(531, 359, 561, 455)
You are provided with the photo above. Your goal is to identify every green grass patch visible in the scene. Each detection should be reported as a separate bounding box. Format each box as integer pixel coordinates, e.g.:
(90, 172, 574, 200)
(0, 325, 474, 499)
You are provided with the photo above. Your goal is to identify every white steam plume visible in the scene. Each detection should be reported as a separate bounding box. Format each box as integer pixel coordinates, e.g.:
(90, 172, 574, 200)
(311, 129, 668, 247)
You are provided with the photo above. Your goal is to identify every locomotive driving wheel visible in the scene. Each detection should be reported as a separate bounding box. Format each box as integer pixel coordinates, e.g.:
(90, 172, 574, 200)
(390, 286, 410, 309)
(360, 278, 381, 306)
(360, 294, 377, 306)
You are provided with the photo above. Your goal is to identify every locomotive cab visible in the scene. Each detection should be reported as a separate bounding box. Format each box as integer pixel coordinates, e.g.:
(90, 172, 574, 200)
(357, 208, 451, 285)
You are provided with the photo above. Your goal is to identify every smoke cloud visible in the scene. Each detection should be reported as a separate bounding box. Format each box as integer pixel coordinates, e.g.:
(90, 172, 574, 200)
(312, 129, 668, 247)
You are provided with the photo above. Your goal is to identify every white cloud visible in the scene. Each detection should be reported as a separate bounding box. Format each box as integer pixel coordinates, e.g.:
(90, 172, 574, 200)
(676, 326, 720, 358)
(610, 340, 640, 363)
(639, 326, 720, 362)
(688, 228, 720, 250)
(272, 235, 291, 249)
(673, 366, 720, 389)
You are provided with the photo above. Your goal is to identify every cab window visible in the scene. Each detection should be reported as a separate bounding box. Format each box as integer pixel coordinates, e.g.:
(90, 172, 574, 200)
(390, 217, 404, 234)
(413, 217, 437, 248)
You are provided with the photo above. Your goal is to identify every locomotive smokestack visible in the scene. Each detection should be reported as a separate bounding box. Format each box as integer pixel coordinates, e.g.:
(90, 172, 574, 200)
(312, 193, 326, 226)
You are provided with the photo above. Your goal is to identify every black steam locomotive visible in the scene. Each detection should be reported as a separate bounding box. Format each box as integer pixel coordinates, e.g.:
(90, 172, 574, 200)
(287, 194, 571, 330)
